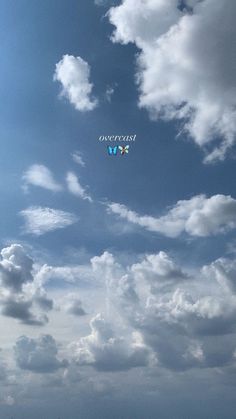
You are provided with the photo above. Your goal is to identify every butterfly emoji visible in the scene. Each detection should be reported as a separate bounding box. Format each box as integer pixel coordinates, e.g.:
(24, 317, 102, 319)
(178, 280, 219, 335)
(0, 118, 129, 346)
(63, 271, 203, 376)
(119, 145, 129, 155)
(107, 145, 118, 156)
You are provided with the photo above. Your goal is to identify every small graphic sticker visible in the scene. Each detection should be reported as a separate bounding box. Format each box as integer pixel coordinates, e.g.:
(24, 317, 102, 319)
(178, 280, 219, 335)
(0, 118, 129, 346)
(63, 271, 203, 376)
(107, 146, 118, 156)
(119, 145, 129, 155)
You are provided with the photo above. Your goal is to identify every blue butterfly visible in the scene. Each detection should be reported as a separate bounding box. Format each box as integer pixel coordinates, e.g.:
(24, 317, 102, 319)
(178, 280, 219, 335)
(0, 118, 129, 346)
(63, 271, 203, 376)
(107, 146, 118, 156)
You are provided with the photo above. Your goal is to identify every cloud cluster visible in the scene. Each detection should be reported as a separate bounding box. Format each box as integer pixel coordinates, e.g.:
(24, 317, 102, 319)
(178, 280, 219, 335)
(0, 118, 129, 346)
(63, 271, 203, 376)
(89, 250, 236, 372)
(0, 244, 52, 325)
(54, 55, 98, 112)
(7, 245, 235, 376)
(108, 194, 236, 237)
(34, 248, 236, 374)
(109, 0, 236, 162)
(1, 245, 236, 396)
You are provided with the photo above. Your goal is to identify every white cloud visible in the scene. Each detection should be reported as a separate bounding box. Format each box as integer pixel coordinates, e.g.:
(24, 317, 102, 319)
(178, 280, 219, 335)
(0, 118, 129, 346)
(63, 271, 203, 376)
(72, 151, 86, 167)
(72, 313, 151, 371)
(54, 55, 98, 112)
(66, 172, 92, 202)
(130, 251, 188, 291)
(35, 251, 119, 289)
(108, 194, 236, 237)
(202, 257, 236, 293)
(20, 206, 78, 236)
(22, 164, 62, 192)
(109, 0, 236, 162)
(0, 244, 33, 291)
(35, 264, 90, 285)
(109, 0, 180, 45)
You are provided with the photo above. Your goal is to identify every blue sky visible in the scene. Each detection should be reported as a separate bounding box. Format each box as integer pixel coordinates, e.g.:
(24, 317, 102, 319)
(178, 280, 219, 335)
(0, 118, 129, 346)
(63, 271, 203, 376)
(1, 0, 236, 418)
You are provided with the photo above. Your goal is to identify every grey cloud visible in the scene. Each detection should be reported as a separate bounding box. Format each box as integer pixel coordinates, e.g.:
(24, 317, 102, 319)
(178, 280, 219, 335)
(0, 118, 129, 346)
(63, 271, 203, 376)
(64, 295, 86, 317)
(0, 244, 53, 326)
(1, 297, 48, 326)
(14, 335, 68, 373)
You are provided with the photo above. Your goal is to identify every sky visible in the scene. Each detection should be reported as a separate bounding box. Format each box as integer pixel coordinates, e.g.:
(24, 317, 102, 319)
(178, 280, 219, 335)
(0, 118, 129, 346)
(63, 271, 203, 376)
(1, 0, 236, 418)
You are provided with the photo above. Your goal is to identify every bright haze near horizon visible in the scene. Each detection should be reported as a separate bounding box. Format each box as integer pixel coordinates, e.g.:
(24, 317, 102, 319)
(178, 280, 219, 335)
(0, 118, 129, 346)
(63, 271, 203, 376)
(1, 1, 236, 418)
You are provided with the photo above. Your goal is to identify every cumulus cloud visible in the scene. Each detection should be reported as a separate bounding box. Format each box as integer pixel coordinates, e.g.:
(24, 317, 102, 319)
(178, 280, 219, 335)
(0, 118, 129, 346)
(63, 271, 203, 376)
(130, 251, 188, 292)
(0, 245, 52, 325)
(0, 244, 33, 291)
(35, 251, 119, 287)
(108, 194, 236, 237)
(1, 297, 48, 326)
(72, 314, 151, 371)
(66, 172, 92, 202)
(20, 206, 78, 236)
(109, 0, 236, 162)
(14, 335, 67, 373)
(54, 55, 98, 112)
(22, 164, 62, 192)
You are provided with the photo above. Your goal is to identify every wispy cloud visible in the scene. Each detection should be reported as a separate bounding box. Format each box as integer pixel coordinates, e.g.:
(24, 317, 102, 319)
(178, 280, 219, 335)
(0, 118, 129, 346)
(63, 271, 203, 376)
(105, 85, 115, 102)
(94, 0, 116, 6)
(66, 172, 92, 202)
(22, 164, 62, 192)
(108, 194, 236, 238)
(20, 206, 78, 236)
(72, 151, 86, 167)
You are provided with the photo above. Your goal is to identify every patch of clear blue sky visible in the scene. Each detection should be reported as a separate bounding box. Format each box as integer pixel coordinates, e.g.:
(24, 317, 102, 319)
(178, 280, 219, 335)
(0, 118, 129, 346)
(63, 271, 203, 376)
(0, 0, 235, 266)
